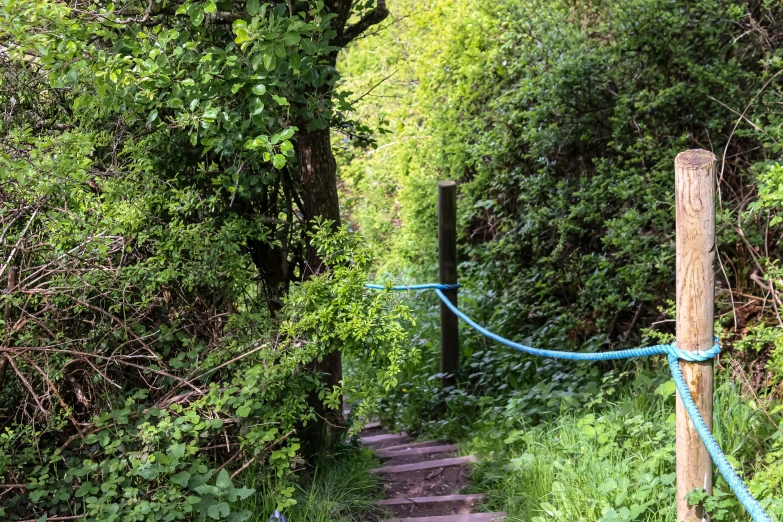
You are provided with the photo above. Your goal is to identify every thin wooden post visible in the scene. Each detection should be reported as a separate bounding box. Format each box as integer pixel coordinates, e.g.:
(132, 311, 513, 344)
(438, 181, 459, 389)
(675, 149, 716, 522)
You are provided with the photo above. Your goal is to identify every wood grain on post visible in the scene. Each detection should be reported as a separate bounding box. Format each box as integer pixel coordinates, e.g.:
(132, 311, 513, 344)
(675, 149, 716, 522)
(438, 181, 459, 389)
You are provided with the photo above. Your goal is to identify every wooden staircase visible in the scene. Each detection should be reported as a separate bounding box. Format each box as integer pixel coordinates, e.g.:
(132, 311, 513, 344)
(357, 422, 506, 522)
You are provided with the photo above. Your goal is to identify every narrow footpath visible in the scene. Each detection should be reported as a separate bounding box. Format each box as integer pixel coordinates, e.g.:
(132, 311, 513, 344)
(355, 420, 507, 522)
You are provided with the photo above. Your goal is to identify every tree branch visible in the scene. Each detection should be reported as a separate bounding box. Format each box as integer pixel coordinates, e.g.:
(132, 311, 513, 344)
(335, 0, 389, 47)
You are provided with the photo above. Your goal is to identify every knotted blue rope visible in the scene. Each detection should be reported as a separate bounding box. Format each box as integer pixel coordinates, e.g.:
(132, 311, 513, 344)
(366, 281, 776, 522)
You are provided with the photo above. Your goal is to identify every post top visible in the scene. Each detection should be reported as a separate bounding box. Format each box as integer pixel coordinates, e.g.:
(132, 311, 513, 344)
(675, 149, 717, 168)
(438, 180, 457, 188)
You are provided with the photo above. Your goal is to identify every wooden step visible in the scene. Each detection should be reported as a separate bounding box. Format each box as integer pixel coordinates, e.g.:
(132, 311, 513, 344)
(376, 444, 459, 459)
(388, 513, 506, 522)
(360, 432, 409, 448)
(378, 493, 485, 507)
(378, 440, 445, 452)
(370, 455, 477, 474)
(363, 421, 381, 430)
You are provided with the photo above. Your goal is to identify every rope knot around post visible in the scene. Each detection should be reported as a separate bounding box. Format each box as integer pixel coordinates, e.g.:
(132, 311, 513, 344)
(665, 340, 721, 362)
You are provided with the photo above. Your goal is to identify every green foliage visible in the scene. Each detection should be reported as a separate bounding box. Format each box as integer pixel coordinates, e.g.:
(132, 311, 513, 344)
(339, 0, 783, 517)
(1, 0, 335, 176)
(280, 222, 417, 426)
(1, 0, 398, 518)
(340, 0, 783, 358)
(240, 448, 384, 522)
(464, 376, 783, 522)
(0, 198, 405, 521)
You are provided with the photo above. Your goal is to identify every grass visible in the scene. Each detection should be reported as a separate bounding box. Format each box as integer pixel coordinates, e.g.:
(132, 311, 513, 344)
(241, 446, 385, 522)
(462, 380, 783, 522)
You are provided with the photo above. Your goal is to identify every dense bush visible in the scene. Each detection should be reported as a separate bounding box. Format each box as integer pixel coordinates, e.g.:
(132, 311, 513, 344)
(0, 177, 410, 520)
(344, 0, 783, 357)
(341, 0, 783, 400)
(0, 0, 409, 518)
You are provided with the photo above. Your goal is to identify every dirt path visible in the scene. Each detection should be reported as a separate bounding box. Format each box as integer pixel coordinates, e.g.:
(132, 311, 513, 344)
(357, 421, 506, 522)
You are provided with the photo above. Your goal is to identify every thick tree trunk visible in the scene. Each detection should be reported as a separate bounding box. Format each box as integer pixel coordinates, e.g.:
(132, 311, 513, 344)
(298, 127, 342, 271)
(296, 126, 345, 453)
(290, 0, 389, 453)
(247, 237, 290, 316)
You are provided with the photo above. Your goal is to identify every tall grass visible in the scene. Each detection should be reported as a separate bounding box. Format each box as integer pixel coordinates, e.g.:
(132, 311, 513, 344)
(240, 447, 384, 522)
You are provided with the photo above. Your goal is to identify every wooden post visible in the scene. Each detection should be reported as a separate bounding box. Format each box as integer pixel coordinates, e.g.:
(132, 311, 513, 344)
(438, 181, 459, 389)
(675, 149, 716, 522)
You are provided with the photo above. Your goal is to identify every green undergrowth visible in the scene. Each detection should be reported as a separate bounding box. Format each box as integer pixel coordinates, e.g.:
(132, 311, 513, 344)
(368, 293, 783, 521)
(464, 379, 783, 522)
(240, 447, 383, 522)
(377, 303, 783, 521)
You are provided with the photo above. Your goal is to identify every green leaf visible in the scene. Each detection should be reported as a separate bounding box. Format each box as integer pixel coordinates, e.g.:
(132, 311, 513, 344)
(263, 53, 274, 71)
(188, 3, 205, 25)
(272, 154, 286, 169)
(246, 0, 259, 16)
(227, 486, 255, 502)
(171, 471, 191, 487)
(207, 501, 230, 519)
(654, 380, 676, 398)
(250, 98, 264, 116)
(251, 84, 266, 96)
(227, 510, 252, 522)
(301, 39, 316, 54)
(283, 32, 301, 45)
(278, 127, 296, 140)
(170, 443, 187, 460)
(597, 477, 617, 494)
(216, 469, 232, 490)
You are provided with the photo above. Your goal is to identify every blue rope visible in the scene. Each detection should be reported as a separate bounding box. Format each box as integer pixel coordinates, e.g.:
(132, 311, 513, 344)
(434, 288, 719, 362)
(365, 283, 460, 291)
(366, 281, 776, 522)
(668, 355, 774, 522)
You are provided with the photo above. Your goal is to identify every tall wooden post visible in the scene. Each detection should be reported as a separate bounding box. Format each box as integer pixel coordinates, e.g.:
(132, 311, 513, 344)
(438, 181, 459, 389)
(675, 149, 716, 521)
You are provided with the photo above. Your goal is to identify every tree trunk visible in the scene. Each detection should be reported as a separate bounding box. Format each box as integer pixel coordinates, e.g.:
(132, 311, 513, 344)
(296, 126, 345, 453)
(290, 0, 390, 453)
(298, 127, 342, 272)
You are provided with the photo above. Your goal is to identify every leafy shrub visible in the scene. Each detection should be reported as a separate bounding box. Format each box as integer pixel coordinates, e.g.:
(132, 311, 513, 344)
(341, 0, 783, 378)
(0, 193, 408, 522)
